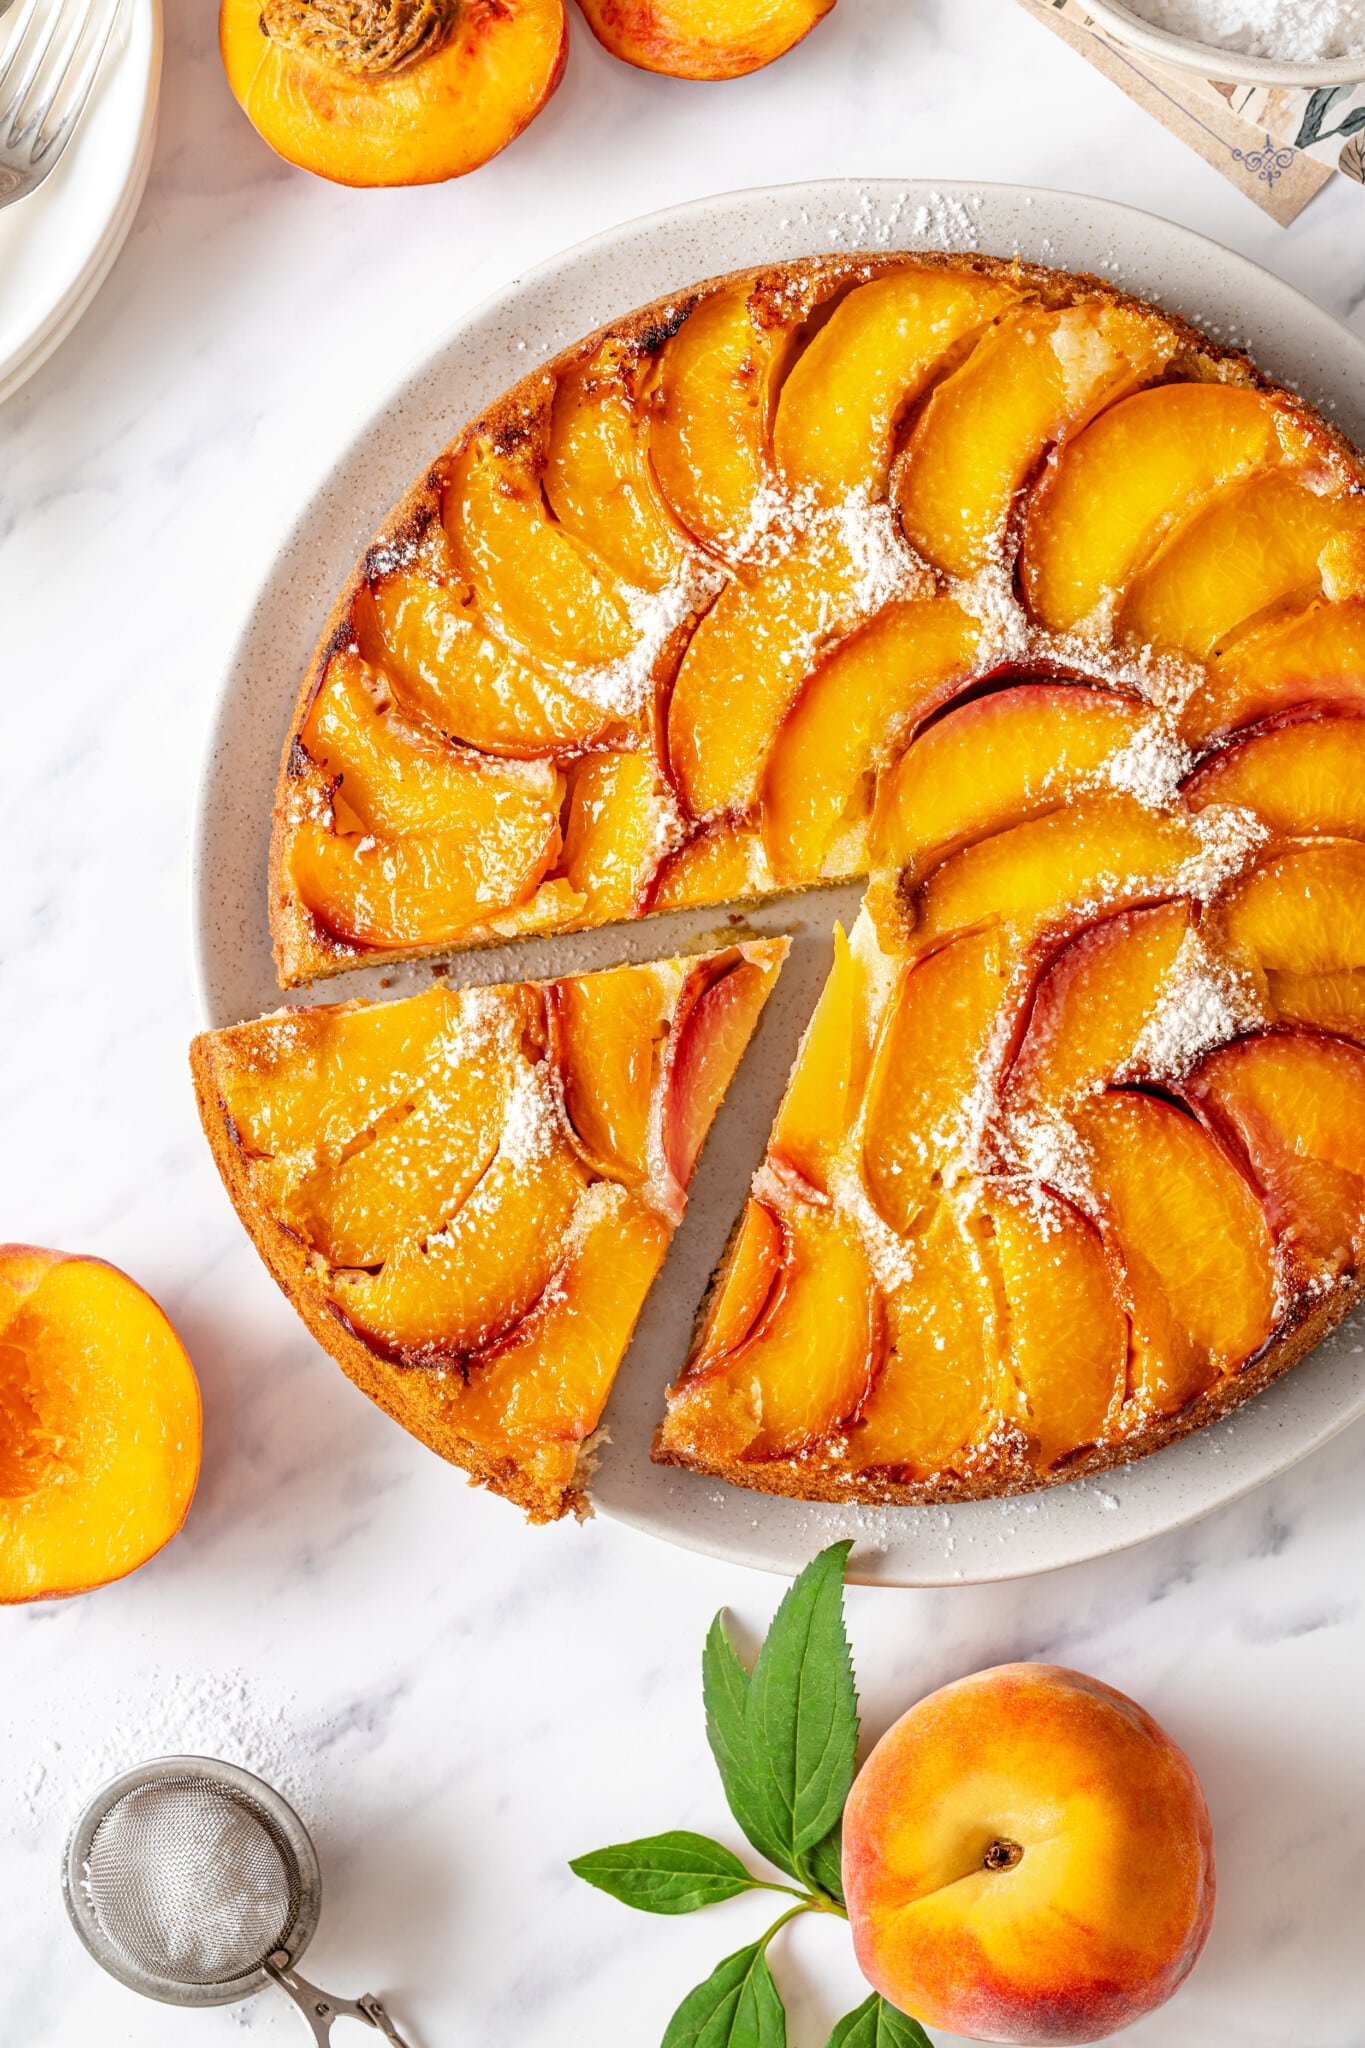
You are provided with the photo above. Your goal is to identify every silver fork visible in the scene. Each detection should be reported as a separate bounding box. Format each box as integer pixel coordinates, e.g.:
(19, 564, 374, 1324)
(0, 0, 125, 208)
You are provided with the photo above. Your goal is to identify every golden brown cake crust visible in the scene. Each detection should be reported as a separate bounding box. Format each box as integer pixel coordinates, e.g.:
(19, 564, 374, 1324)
(267, 248, 1362, 990)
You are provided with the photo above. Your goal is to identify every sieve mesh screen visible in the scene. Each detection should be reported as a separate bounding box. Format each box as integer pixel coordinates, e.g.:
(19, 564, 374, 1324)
(82, 1774, 301, 1988)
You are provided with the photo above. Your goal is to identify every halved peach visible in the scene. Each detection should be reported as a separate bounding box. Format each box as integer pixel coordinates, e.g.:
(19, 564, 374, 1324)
(1183, 711, 1365, 840)
(904, 795, 1207, 958)
(850, 1201, 1000, 1477)
(1118, 472, 1365, 659)
(443, 1182, 670, 1519)
(661, 1196, 882, 1461)
(1190, 1031, 1365, 1281)
(0, 1247, 200, 1603)
(661, 946, 785, 1191)
(559, 750, 677, 922)
(444, 418, 639, 668)
(667, 501, 925, 822)
(862, 930, 1017, 1235)
(360, 570, 623, 757)
(219, 0, 568, 188)
(870, 682, 1146, 882)
(553, 965, 674, 1186)
(1020, 383, 1288, 633)
(760, 598, 981, 883)
(650, 278, 818, 561)
(332, 1139, 587, 1360)
(1180, 598, 1365, 745)
(773, 268, 1021, 498)
(1076, 1091, 1276, 1412)
(897, 302, 1177, 578)
(545, 340, 688, 590)
(575, 0, 834, 78)
(1004, 902, 1194, 1119)
(990, 1186, 1127, 1467)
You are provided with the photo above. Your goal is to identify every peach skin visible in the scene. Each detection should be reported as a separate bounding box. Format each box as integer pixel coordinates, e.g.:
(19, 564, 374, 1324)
(842, 1663, 1214, 2044)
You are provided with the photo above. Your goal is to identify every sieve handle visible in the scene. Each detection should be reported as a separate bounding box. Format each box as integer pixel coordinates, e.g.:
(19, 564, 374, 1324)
(267, 1953, 414, 2045)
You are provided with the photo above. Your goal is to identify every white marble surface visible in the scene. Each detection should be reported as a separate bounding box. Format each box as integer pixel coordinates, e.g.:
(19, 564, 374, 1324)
(4, 3, 1365, 2042)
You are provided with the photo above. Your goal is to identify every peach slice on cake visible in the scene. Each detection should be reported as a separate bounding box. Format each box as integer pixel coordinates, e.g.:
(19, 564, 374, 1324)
(192, 942, 783, 1521)
(1183, 710, 1365, 839)
(645, 820, 764, 913)
(575, 0, 835, 78)
(655, 1191, 883, 1465)
(559, 750, 679, 923)
(770, 921, 874, 1192)
(1020, 382, 1292, 634)
(1180, 598, 1365, 745)
(1074, 1090, 1276, 1414)
(1189, 1031, 1365, 1282)
(219, 0, 567, 187)
(760, 598, 981, 883)
(897, 301, 1178, 579)
(545, 339, 690, 591)
(1218, 840, 1365, 1039)
(773, 267, 1021, 499)
(0, 1248, 201, 1604)
(870, 681, 1148, 884)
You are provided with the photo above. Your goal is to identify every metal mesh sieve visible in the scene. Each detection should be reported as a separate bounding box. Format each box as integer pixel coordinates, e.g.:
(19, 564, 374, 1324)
(83, 1773, 302, 1986)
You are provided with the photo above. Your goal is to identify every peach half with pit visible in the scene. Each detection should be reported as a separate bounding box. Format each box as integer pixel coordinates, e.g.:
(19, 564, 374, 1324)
(843, 1662, 1215, 2044)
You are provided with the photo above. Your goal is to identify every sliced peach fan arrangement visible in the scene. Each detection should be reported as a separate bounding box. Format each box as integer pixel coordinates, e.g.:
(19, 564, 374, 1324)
(193, 248, 1365, 1523)
(219, 0, 836, 186)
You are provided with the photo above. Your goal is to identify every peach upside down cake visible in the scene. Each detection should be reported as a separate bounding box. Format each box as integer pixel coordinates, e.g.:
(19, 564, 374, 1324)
(195, 250, 1365, 1518)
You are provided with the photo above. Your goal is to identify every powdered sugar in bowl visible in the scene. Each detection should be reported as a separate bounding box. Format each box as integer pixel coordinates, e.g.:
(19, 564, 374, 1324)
(1076, 0, 1365, 86)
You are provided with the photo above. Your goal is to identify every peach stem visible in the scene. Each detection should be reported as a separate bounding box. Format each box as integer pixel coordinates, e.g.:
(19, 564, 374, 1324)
(982, 1837, 1024, 1872)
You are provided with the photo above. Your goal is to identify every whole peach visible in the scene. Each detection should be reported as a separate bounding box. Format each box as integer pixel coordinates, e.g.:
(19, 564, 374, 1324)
(842, 1663, 1214, 2044)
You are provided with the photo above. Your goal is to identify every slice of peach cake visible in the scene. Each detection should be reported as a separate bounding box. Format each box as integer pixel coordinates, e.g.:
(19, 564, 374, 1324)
(193, 942, 783, 1520)
(211, 250, 1365, 1509)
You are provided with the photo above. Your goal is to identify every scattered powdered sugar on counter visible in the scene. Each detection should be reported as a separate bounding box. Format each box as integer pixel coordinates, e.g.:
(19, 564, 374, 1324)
(1123, 0, 1365, 59)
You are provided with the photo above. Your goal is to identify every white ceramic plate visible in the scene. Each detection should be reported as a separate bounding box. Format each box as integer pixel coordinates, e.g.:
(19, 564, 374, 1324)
(192, 178, 1365, 1586)
(0, 0, 161, 407)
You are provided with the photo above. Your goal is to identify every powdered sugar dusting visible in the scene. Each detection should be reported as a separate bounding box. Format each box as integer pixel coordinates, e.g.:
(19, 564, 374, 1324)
(1106, 721, 1193, 805)
(1127, 928, 1265, 1081)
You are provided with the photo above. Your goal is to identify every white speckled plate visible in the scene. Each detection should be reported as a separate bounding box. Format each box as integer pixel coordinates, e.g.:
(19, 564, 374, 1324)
(192, 179, 1365, 1586)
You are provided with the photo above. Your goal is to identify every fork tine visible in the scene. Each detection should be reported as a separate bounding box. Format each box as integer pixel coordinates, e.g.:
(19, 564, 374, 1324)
(30, 0, 120, 165)
(0, 0, 46, 107)
(7, 0, 92, 148)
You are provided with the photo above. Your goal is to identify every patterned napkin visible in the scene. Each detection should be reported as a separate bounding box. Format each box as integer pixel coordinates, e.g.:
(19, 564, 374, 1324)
(1018, 0, 1363, 222)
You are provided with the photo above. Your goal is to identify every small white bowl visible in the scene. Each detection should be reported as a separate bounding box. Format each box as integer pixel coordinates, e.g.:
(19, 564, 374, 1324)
(1081, 0, 1365, 85)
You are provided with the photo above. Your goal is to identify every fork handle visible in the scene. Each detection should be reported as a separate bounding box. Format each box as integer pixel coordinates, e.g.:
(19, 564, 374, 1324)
(266, 1953, 414, 2045)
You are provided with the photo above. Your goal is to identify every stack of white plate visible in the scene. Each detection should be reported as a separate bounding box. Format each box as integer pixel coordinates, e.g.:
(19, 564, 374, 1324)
(0, 0, 161, 406)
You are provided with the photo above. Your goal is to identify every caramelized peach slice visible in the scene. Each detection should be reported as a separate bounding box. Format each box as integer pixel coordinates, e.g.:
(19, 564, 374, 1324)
(667, 501, 925, 821)
(545, 341, 687, 589)
(1020, 383, 1287, 633)
(905, 795, 1210, 957)
(646, 821, 765, 912)
(560, 750, 678, 921)
(1118, 472, 1365, 659)
(1191, 1032, 1365, 1280)
(693, 1198, 785, 1365)
(862, 930, 1017, 1235)
(575, 0, 834, 78)
(1184, 712, 1365, 840)
(1181, 599, 1365, 745)
(1218, 841, 1365, 1040)
(761, 599, 981, 882)
(871, 681, 1146, 881)
(661, 1198, 882, 1461)
(444, 1183, 670, 1519)
(445, 422, 638, 668)
(1076, 1091, 1276, 1412)
(773, 268, 1021, 498)
(850, 1201, 1000, 1477)
(289, 996, 539, 1267)
(771, 923, 870, 1191)
(219, 0, 567, 189)
(361, 571, 622, 756)
(332, 1139, 587, 1360)
(0, 1247, 201, 1603)
(651, 279, 815, 560)
(989, 1187, 1126, 1467)
(661, 946, 785, 1192)
(553, 965, 674, 1187)
(897, 302, 1177, 578)
(1005, 902, 1195, 1118)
